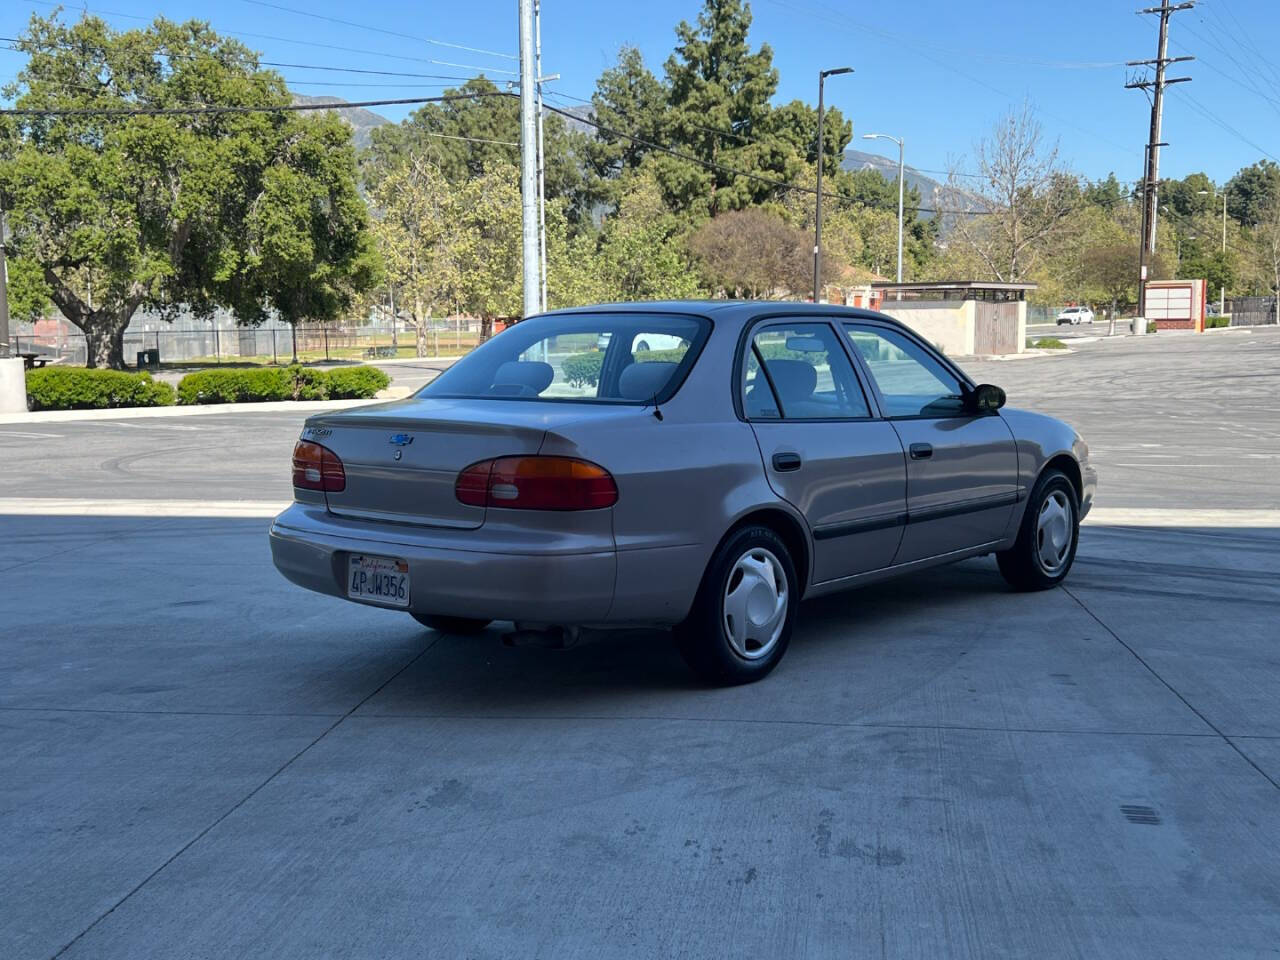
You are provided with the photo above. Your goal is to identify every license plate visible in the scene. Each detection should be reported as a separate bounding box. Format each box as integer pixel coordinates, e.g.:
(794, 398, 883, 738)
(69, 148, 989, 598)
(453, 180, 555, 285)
(347, 554, 410, 608)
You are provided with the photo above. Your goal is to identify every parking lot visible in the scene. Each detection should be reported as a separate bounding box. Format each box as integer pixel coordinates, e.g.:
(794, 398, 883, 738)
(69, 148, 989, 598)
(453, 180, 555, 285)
(3, 329, 1279, 958)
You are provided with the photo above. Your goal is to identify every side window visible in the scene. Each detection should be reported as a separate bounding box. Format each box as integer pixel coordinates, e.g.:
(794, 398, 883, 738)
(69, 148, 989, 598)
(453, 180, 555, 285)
(742, 322, 870, 420)
(844, 325, 967, 417)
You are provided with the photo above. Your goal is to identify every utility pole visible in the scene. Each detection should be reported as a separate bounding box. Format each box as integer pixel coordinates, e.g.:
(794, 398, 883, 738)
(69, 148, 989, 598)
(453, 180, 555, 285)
(862, 133, 905, 284)
(0, 206, 10, 358)
(534, 0, 551, 314)
(518, 0, 539, 318)
(1126, 0, 1194, 334)
(813, 66, 853, 303)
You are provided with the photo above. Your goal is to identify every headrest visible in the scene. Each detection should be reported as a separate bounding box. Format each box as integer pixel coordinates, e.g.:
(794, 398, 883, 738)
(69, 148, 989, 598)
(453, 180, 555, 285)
(490, 360, 554, 396)
(618, 361, 678, 401)
(764, 358, 817, 399)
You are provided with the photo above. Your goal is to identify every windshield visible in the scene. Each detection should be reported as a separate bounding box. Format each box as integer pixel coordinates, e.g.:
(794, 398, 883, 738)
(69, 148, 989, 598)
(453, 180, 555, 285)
(417, 312, 709, 404)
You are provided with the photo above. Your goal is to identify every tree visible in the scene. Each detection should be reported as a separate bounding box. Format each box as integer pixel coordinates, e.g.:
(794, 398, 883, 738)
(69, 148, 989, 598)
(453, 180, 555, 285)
(1081, 243, 1170, 328)
(1225, 160, 1280, 227)
(590, 171, 704, 301)
(366, 76, 586, 221)
(367, 158, 462, 356)
(1161, 171, 1215, 220)
(584, 46, 667, 208)
(689, 208, 822, 297)
(1254, 196, 1280, 323)
(659, 0, 781, 214)
(946, 103, 1078, 282)
(0, 13, 376, 368)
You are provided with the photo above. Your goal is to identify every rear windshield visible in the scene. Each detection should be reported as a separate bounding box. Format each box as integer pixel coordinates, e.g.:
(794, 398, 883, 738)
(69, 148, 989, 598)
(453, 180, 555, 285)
(417, 312, 709, 404)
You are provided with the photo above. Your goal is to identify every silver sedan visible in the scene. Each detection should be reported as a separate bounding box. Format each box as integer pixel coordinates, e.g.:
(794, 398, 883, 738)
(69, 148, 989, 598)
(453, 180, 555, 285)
(270, 302, 1096, 684)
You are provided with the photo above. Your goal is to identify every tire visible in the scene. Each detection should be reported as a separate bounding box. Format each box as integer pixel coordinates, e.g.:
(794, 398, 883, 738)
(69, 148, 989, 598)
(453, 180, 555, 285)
(996, 469, 1079, 591)
(675, 525, 799, 685)
(411, 613, 492, 634)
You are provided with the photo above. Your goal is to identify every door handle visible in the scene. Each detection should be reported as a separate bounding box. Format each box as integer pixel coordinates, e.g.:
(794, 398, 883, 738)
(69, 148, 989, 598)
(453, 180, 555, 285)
(772, 452, 802, 472)
(909, 443, 933, 460)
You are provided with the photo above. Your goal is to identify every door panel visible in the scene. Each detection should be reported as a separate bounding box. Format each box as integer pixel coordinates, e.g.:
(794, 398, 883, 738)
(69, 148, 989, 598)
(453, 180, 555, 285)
(752, 421, 907, 581)
(842, 322, 1019, 563)
(890, 416, 1018, 562)
(742, 321, 906, 583)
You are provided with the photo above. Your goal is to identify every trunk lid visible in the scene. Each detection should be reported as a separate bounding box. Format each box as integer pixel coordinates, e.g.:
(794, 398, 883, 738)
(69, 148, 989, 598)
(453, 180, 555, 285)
(304, 398, 562, 529)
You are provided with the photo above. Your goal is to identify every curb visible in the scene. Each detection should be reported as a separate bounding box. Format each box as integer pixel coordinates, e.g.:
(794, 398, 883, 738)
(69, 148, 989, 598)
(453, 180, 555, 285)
(0, 397, 393, 425)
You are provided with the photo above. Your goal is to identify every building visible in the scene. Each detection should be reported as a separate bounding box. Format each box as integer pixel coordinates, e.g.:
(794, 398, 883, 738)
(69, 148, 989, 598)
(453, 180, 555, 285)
(868, 281, 1036, 356)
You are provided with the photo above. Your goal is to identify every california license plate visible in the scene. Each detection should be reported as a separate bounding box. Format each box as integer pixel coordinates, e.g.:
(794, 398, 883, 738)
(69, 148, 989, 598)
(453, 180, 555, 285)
(347, 554, 410, 607)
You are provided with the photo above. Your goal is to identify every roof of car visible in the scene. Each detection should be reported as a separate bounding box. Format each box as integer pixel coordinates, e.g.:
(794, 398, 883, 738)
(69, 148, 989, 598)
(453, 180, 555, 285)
(540, 300, 906, 326)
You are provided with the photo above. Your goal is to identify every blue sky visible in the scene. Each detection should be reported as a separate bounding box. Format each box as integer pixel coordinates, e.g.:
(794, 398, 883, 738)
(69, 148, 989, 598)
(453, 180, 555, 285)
(4, 0, 1278, 186)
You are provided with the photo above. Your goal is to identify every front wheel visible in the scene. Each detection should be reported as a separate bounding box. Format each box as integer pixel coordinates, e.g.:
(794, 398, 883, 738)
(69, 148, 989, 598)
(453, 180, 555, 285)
(411, 613, 492, 634)
(675, 525, 798, 685)
(996, 469, 1079, 591)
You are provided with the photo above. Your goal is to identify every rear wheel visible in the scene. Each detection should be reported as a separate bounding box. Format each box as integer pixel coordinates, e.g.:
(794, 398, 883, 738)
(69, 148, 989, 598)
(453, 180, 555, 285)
(411, 613, 492, 634)
(997, 469, 1079, 591)
(675, 525, 798, 685)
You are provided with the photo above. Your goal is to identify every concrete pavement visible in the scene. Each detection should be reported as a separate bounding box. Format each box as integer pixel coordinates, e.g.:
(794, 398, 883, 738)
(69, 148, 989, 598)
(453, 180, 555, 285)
(2, 328, 1279, 959)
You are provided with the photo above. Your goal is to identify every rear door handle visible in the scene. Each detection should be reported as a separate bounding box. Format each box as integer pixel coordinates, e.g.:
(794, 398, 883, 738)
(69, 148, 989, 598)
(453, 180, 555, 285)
(909, 443, 933, 460)
(772, 452, 802, 472)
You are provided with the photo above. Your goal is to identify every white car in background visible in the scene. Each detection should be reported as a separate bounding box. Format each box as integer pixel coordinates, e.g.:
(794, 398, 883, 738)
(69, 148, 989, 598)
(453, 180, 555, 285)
(1056, 306, 1095, 325)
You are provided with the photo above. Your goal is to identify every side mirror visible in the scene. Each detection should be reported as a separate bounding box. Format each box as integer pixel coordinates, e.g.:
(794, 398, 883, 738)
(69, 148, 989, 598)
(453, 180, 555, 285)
(969, 383, 1006, 412)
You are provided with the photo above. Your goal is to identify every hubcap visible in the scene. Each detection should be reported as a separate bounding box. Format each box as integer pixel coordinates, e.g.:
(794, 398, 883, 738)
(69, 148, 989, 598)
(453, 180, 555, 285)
(1036, 489, 1073, 574)
(722, 547, 788, 660)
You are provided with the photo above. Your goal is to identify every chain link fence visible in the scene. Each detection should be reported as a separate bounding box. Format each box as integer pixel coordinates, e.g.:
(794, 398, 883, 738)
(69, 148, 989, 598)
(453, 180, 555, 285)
(9, 319, 486, 367)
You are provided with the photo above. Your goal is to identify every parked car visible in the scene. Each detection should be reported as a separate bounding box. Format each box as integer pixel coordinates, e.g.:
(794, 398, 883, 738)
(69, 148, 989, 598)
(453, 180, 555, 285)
(271, 302, 1096, 685)
(596, 331, 688, 352)
(1056, 306, 1095, 325)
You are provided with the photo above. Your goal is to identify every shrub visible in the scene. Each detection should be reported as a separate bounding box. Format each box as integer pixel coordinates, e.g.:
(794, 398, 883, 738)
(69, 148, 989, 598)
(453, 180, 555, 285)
(562, 351, 604, 388)
(1146, 321, 1158, 334)
(176, 368, 292, 404)
(633, 348, 686, 364)
(287, 365, 330, 400)
(25, 367, 175, 410)
(175, 365, 391, 404)
(1205, 315, 1230, 328)
(324, 365, 391, 399)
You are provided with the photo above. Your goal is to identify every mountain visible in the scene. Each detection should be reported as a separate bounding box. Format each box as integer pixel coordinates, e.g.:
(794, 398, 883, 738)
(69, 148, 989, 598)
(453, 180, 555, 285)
(841, 148, 981, 228)
(291, 95, 391, 149)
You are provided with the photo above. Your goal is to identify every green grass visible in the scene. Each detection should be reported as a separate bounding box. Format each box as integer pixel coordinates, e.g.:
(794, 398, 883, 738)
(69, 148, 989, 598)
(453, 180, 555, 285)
(1028, 337, 1068, 349)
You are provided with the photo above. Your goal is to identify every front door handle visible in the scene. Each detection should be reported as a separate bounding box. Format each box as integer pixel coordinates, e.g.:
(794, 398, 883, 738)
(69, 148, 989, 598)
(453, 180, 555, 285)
(772, 452, 802, 472)
(909, 443, 933, 461)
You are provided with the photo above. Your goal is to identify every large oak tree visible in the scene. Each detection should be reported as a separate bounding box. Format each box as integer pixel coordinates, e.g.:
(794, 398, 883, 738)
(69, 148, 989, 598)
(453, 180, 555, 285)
(0, 14, 377, 368)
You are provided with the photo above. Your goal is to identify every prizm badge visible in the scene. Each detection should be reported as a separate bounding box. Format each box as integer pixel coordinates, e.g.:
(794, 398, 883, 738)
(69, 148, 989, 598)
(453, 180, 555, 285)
(306, 426, 332, 439)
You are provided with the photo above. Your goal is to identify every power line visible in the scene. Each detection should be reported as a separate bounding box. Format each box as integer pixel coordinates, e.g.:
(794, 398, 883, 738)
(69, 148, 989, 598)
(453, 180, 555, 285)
(20, 0, 518, 75)
(235, 0, 516, 61)
(0, 90, 507, 117)
(1, 37, 486, 84)
(536, 98, 996, 218)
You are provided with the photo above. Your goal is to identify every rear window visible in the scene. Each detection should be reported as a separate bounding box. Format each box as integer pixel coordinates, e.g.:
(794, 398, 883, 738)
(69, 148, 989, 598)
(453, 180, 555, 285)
(417, 312, 709, 404)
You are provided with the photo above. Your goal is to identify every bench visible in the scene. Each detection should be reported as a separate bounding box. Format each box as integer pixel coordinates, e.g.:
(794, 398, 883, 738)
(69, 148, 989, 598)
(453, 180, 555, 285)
(19, 353, 65, 371)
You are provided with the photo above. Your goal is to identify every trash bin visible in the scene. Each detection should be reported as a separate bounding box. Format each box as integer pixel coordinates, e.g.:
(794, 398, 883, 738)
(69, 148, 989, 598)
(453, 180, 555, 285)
(136, 348, 160, 369)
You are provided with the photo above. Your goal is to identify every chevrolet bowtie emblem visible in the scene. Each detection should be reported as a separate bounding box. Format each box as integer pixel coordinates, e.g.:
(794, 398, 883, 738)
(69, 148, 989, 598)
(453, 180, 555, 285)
(389, 434, 414, 446)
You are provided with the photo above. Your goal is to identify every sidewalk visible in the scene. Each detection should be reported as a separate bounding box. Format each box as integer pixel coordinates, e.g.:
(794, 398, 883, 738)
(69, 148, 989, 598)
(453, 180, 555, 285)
(0, 396, 395, 425)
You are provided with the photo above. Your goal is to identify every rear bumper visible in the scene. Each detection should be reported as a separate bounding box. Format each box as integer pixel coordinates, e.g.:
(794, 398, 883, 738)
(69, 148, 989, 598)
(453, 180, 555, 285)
(269, 503, 617, 623)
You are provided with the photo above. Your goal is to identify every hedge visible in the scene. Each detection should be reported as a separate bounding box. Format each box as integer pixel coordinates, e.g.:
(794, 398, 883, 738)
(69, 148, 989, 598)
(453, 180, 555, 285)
(26, 367, 175, 411)
(562, 352, 604, 388)
(176, 365, 390, 405)
(325, 365, 391, 398)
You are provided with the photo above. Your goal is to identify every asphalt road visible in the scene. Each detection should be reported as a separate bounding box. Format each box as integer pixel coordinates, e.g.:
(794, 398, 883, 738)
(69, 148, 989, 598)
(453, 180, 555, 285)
(3, 329, 1279, 959)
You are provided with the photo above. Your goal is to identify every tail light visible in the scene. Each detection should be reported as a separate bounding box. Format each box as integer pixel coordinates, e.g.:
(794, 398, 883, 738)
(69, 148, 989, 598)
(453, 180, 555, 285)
(292, 440, 346, 492)
(455, 456, 618, 510)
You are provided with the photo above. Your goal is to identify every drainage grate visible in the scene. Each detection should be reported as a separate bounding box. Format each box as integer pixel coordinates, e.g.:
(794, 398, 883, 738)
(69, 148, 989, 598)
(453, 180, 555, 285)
(1120, 804, 1161, 825)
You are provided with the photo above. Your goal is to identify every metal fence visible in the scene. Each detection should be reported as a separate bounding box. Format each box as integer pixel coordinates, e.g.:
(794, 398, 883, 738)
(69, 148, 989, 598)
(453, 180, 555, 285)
(10, 319, 485, 367)
(1228, 297, 1278, 327)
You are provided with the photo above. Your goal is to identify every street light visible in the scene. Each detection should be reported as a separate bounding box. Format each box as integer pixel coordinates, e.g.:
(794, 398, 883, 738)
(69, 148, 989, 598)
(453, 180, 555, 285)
(1198, 187, 1228, 315)
(814, 66, 853, 303)
(862, 133, 905, 284)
